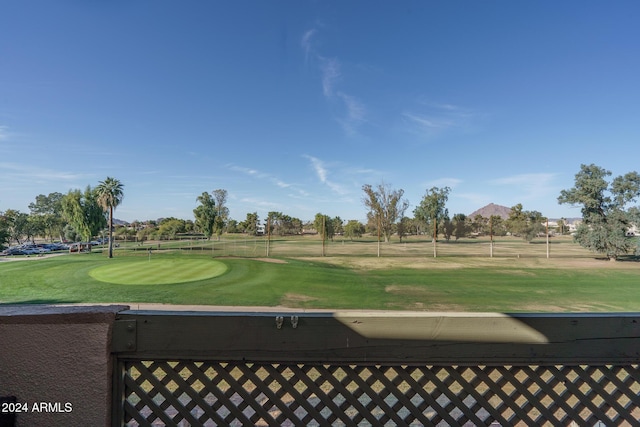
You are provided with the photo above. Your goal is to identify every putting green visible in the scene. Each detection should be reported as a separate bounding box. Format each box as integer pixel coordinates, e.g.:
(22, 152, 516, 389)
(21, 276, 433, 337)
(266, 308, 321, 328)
(89, 258, 228, 285)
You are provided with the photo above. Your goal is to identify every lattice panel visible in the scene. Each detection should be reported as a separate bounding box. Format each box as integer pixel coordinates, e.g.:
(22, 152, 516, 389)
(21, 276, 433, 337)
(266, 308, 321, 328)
(119, 361, 640, 426)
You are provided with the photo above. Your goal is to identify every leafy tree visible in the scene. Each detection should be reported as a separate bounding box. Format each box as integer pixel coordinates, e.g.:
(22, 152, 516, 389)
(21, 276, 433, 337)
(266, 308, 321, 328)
(414, 186, 451, 241)
(3, 209, 31, 244)
(226, 219, 239, 233)
(314, 213, 335, 241)
(287, 216, 303, 235)
(452, 213, 468, 241)
(61, 186, 107, 248)
(193, 192, 217, 239)
(332, 216, 344, 238)
(344, 220, 365, 241)
(362, 182, 409, 243)
(471, 214, 488, 235)
(184, 219, 196, 234)
(240, 212, 259, 235)
(489, 215, 507, 237)
(115, 225, 136, 241)
(95, 177, 125, 258)
(212, 189, 229, 239)
(0, 212, 10, 250)
(136, 225, 156, 243)
(265, 211, 301, 236)
(157, 218, 187, 240)
(505, 204, 524, 236)
(442, 215, 454, 241)
(558, 163, 640, 260)
(28, 192, 65, 242)
(63, 224, 80, 242)
(505, 204, 545, 242)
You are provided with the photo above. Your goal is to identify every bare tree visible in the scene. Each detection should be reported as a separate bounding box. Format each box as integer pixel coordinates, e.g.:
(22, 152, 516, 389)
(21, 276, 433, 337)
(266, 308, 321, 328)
(362, 182, 409, 243)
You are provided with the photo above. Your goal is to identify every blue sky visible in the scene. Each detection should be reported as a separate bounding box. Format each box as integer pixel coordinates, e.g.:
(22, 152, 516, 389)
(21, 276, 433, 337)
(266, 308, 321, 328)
(2, 1, 639, 223)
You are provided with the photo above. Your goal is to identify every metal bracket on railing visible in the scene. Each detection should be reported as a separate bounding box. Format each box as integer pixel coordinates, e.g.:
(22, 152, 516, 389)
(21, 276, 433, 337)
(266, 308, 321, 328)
(291, 316, 299, 329)
(275, 316, 284, 329)
(112, 319, 137, 352)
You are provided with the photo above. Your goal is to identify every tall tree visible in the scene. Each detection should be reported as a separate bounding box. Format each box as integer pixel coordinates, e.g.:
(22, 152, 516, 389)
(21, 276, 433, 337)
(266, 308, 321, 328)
(0, 211, 10, 250)
(362, 182, 409, 243)
(240, 212, 259, 235)
(61, 186, 107, 249)
(28, 192, 65, 242)
(212, 189, 229, 239)
(414, 186, 451, 240)
(558, 163, 640, 260)
(193, 192, 217, 239)
(3, 209, 29, 244)
(95, 177, 125, 258)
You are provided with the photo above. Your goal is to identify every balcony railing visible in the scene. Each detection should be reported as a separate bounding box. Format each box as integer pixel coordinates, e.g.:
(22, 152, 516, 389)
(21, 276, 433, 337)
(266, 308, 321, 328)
(111, 310, 640, 426)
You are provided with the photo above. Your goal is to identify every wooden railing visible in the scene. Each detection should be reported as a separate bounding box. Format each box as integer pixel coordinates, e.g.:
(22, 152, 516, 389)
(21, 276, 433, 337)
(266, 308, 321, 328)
(111, 311, 640, 426)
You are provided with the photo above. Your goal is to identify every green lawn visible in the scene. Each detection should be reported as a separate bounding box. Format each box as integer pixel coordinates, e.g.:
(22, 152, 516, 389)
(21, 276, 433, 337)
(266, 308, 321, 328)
(1, 247, 639, 312)
(89, 257, 227, 285)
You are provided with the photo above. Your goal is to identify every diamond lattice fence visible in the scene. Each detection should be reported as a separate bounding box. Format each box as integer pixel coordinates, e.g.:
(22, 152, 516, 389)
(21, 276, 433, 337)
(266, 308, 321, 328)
(120, 361, 640, 426)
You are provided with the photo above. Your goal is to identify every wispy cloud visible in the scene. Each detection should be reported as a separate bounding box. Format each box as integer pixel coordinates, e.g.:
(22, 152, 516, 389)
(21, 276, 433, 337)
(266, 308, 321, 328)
(0, 126, 9, 141)
(402, 102, 476, 139)
(403, 112, 454, 130)
(320, 57, 341, 98)
(336, 92, 366, 135)
(303, 155, 349, 195)
(228, 165, 264, 178)
(301, 29, 366, 136)
(228, 164, 305, 196)
(301, 29, 317, 62)
(0, 162, 86, 183)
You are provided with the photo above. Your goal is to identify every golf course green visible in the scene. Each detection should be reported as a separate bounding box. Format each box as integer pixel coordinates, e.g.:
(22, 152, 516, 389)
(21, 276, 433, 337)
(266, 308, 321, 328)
(88, 257, 227, 285)
(1, 235, 640, 311)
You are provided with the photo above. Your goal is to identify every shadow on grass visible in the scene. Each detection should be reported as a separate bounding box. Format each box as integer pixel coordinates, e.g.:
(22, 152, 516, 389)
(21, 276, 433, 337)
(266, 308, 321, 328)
(592, 255, 640, 262)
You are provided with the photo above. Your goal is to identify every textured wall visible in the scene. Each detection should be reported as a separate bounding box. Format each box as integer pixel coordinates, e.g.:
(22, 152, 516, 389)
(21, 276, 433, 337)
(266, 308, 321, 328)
(0, 305, 127, 427)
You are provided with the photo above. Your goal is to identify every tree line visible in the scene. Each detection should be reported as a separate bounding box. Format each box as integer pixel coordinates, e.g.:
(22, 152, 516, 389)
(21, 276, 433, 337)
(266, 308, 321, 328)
(1, 177, 123, 258)
(2, 164, 639, 260)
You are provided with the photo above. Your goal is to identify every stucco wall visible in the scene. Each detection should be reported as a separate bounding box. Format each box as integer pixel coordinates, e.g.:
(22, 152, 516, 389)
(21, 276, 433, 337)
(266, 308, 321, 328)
(0, 305, 127, 427)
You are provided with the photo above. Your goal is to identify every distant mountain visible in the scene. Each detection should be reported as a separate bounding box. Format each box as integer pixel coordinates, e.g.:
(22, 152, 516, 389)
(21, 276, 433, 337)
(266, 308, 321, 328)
(468, 203, 512, 219)
(467, 204, 582, 224)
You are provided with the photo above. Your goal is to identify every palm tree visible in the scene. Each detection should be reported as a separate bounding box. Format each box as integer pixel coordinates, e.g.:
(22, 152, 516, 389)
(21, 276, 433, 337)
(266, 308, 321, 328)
(95, 177, 124, 258)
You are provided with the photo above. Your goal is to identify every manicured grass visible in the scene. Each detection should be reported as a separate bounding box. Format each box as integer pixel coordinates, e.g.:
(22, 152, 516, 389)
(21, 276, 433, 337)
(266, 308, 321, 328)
(1, 249, 640, 312)
(89, 257, 227, 285)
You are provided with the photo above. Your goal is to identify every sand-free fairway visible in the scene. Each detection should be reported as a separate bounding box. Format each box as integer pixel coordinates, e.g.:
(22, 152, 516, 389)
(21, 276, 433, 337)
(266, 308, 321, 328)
(89, 258, 227, 285)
